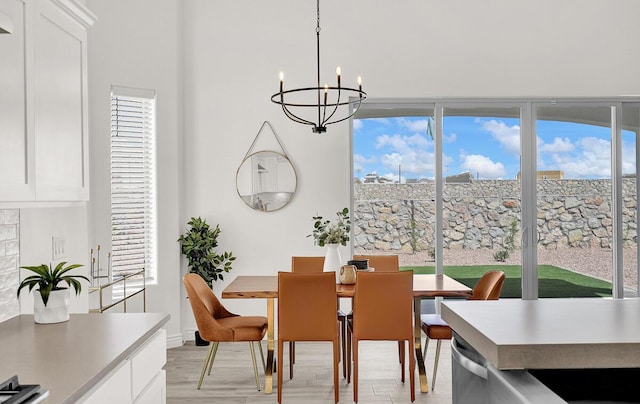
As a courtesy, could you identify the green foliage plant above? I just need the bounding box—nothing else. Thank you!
[308,207,351,247]
[17,262,88,306]
[493,217,518,262]
[178,217,236,284]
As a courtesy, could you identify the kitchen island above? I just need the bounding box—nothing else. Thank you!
[0,313,169,403]
[441,298,640,403]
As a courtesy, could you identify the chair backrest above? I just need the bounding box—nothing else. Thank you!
[278,271,338,341]
[291,256,324,273]
[352,270,413,340]
[468,270,506,300]
[183,273,236,341]
[352,254,399,272]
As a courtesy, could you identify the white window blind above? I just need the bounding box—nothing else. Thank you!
[110,87,157,282]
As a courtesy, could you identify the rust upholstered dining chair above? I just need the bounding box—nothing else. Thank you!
[290,256,349,379]
[277,271,340,404]
[352,254,399,272]
[351,254,405,363]
[350,270,415,403]
[421,270,505,390]
[183,273,267,390]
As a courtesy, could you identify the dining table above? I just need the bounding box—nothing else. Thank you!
[222,273,472,394]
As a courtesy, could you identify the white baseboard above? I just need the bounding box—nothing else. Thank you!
[183,327,197,342]
[166,332,184,349]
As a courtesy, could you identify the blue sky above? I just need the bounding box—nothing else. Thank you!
[353,116,637,181]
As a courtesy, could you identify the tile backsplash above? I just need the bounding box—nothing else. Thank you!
[0,209,19,322]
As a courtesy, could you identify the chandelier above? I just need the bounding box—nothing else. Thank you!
[270,0,367,133]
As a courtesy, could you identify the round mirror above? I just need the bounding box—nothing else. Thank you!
[236,150,297,212]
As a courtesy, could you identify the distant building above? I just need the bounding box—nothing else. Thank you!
[446,171,473,183]
[516,170,564,180]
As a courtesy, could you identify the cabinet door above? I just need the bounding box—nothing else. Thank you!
[0,0,35,200]
[33,0,89,200]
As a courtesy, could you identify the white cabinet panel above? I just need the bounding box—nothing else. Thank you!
[133,370,166,404]
[33,0,89,200]
[131,329,167,401]
[80,360,132,404]
[0,0,34,200]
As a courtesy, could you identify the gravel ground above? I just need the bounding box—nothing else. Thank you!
[364,248,639,292]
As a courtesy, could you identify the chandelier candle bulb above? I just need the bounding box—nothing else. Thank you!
[324,84,328,106]
[336,66,341,87]
[358,76,362,92]
[279,72,284,92]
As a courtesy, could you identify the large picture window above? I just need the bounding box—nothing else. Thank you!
[352,98,640,299]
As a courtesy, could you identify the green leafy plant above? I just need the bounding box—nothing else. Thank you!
[178,217,236,284]
[308,207,351,247]
[494,217,518,262]
[17,262,88,306]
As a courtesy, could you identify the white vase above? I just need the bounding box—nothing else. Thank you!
[323,243,342,283]
[34,289,70,324]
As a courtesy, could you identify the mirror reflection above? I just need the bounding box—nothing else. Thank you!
[236,151,297,212]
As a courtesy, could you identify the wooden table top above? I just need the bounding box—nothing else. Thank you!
[222,273,472,299]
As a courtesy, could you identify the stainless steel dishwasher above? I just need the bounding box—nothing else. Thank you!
[452,331,640,404]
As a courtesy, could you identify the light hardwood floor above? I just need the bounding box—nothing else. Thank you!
[167,339,453,404]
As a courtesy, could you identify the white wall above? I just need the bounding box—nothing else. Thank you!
[86,0,640,338]
[86,0,183,345]
[19,207,90,314]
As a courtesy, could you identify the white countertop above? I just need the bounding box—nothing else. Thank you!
[441,298,640,370]
[0,313,169,403]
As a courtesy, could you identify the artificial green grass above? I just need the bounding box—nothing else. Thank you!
[400,264,612,298]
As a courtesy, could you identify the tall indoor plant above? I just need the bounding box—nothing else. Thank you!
[17,262,88,324]
[178,217,236,285]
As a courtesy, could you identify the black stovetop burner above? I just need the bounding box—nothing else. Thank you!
[0,376,45,404]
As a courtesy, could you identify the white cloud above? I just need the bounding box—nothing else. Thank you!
[353,153,377,173]
[460,154,506,179]
[443,132,457,143]
[376,133,434,175]
[399,118,430,134]
[352,119,363,131]
[539,136,574,153]
[551,137,611,178]
[480,119,520,155]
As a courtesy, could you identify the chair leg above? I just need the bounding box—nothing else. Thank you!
[398,340,403,363]
[339,318,346,378]
[277,339,284,404]
[400,340,405,383]
[409,338,416,402]
[422,335,430,360]
[258,340,266,372]
[197,341,217,390]
[289,341,294,379]
[353,338,359,403]
[207,341,219,376]
[333,339,340,404]
[249,342,261,391]
[432,339,442,391]
[346,322,352,384]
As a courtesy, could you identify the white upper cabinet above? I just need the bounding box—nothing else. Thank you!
[0,0,95,202]
[0,0,32,200]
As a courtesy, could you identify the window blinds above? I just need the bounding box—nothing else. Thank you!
[110,87,157,281]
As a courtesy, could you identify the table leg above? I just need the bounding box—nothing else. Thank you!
[414,296,429,393]
[265,297,275,394]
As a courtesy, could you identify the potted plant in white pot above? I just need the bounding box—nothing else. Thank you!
[308,207,350,281]
[17,262,88,324]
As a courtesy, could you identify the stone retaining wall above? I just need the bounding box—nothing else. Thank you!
[353,179,637,253]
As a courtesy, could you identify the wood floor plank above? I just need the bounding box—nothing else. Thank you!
[167,340,453,403]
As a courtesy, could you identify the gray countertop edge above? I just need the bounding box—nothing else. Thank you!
[64,312,170,403]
